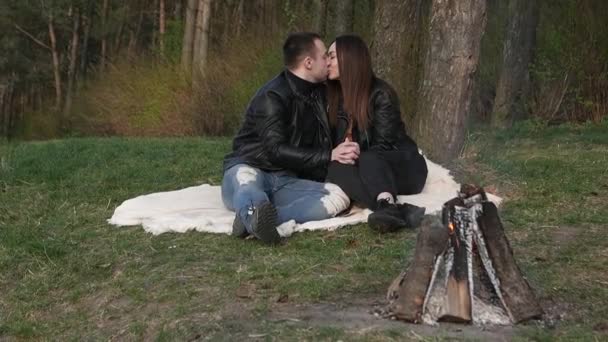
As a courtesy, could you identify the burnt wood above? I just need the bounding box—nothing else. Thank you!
[478,201,543,322]
[391,216,449,322]
[441,233,472,322]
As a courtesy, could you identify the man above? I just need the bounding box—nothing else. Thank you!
[221,32,359,245]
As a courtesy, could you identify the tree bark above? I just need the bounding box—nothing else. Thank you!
[64,7,81,117]
[390,216,449,323]
[491,0,539,128]
[478,202,543,322]
[413,0,487,165]
[193,0,212,79]
[372,0,428,123]
[48,14,62,110]
[335,0,354,35]
[159,0,166,57]
[181,0,198,72]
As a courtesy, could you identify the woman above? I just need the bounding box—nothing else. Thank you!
[325,35,428,233]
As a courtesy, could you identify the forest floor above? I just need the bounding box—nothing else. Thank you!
[1,121,607,340]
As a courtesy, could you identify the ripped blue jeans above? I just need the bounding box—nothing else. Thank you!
[221,164,350,231]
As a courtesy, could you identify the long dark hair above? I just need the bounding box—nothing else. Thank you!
[327,35,374,132]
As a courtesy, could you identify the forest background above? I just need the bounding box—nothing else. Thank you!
[2,0,607,164]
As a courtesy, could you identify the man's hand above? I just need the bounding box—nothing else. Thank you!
[331,141,360,165]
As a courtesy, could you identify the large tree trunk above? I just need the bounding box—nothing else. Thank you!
[335,0,354,35]
[181,0,198,73]
[491,0,539,128]
[413,0,487,165]
[64,8,81,117]
[193,0,212,79]
[312,0,327,36]
[372,0,429,123]
[48,14,62,110]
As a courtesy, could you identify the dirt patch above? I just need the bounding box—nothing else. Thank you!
[550,225,581,247]
[267,297,517,340]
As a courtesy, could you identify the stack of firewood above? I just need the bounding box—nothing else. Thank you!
[387,185,543,325]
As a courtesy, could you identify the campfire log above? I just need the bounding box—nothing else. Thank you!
[387,185,542,326]
[477,201,543,323]
[442,226,472,322]
[390,216,449,323]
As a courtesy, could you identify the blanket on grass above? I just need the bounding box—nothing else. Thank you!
[108,157,502,236]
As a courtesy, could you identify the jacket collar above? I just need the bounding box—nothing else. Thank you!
[284,69,322,97]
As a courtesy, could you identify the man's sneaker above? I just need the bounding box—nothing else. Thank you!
[231,215,249,238]
[368,199,408,233]
[241,201,280,245]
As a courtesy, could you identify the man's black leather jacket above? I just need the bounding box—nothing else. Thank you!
[333,77,419,154]
[223,70,332,181]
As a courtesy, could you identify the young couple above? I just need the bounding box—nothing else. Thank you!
[221,32,428,245]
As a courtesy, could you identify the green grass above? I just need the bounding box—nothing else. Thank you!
[1,122,607,340]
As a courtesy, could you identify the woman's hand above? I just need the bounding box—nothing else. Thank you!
[331,141,360,165]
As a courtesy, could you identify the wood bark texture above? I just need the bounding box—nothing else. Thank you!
[491,0,539,127]
[414,0,487,165]
[478,202,543,323]
[390,216,449,322]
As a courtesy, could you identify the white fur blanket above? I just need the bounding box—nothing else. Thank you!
[108,157,501,236]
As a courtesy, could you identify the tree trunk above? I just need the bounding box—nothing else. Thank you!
[128,10,145,57]
[100,0,109,72]
[48,14,62,110]
[0,83,6,138]
[234,0,244,39]
[64,7,81,117]
[491,0,539,128]
[193,0,212,79]
[174,0,182,20]
[372,0,429,124]
[181,0,198,72]
[335,0,354,35]
[114,3,128,55]
[80,1,94,81]
[6,80,15,138]
[312,0,327,37]
[151,0,159,50]
[413,0,487,165]
[159,0,166,57]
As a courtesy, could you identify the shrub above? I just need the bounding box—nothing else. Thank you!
[69,35,283,137]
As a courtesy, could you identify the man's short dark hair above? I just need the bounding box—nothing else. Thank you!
[283,32,322,69]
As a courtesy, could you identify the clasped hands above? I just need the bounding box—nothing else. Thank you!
[331,137,359,165]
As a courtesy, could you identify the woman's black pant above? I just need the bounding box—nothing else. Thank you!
[326,150,428,210]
